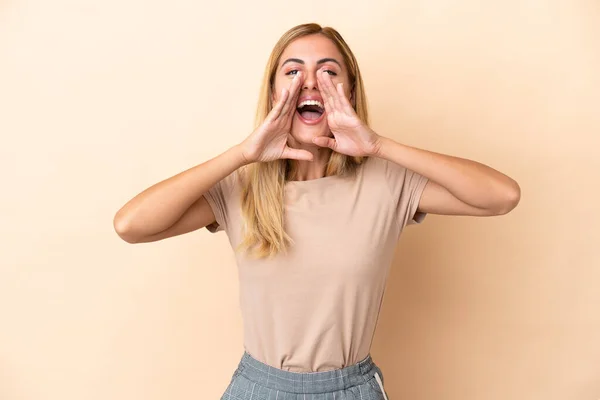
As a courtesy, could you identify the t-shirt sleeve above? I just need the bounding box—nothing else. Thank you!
[202,171,237,233]
[380,157,429,228]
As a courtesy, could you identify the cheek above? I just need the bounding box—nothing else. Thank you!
[271,77,282,102]
[271,81,289,103]
[330,76,352,96]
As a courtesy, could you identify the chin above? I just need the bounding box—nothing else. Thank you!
[290,112,330,145]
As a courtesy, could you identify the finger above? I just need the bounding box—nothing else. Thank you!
[316,69,328,94]
[281,146,314,161]
[336,82,355,114]
[312,136,337,150]
[317,73,335,113]
[280,72,303,118]
[290,71,304,101]
[288,71,304,118]
[329,78,342,110]
[316,74,334,118]
[321,91,333,116]
[320,70,341,110]
[268,88,289,121]
[317,69,334,107]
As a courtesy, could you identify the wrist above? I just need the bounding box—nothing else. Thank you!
[232,142,255,167]
[367,130,386,158]
[371,135,393,159]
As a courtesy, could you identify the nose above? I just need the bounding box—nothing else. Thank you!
[302,71,318,91]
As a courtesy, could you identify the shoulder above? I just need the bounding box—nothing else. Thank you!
[362,156,428,196]
[218,167,246,195]
[362,155,408,179]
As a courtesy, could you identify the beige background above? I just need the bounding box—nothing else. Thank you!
[1,0,599,399]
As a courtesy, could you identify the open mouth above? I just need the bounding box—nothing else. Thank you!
[296,99,325,123]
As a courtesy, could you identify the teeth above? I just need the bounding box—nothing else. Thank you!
[297,99,324,109]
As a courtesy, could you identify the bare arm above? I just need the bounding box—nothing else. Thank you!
[313,69,520,217]
[113,144,248,243]
[114,71,311,244]
[375,136,521,216]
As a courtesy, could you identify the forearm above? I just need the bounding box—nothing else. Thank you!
[375,135,520,212]
[113,144,248,236]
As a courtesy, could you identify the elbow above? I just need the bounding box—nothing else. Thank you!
[113,213,139,244]
[495,181,521,215]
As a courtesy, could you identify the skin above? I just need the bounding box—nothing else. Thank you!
[271,34,357,180]
[115,32,520,245]
[241,33,375,181]
[241,33,520,214]
[275,35,521,215]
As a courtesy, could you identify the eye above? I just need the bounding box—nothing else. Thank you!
[324,70,337,76]
[285,70,299,76]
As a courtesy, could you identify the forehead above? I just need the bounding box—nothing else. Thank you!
[279,34,344,66]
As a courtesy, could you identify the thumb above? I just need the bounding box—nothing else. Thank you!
[281,146,314,161]
[312,136,337,150]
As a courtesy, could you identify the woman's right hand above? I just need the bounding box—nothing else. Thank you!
[239,72,314,163]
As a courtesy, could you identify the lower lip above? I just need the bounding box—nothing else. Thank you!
[296,110,325,125]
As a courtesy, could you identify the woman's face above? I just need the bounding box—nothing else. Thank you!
[272,34,353,146]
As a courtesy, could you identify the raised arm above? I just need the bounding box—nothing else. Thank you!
[312,68,521,217]
[113,145,248,243]
[113,71,311,243]
[375,136,521,216]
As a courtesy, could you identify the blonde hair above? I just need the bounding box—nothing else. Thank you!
[237,23,370,259]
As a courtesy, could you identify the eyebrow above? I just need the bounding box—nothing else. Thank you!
[281,57,342,68]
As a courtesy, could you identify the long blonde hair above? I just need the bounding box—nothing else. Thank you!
[237,23,370,259]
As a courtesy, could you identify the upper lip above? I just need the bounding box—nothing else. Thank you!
[297,94,324,108]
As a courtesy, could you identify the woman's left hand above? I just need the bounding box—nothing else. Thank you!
[313,69,381,157]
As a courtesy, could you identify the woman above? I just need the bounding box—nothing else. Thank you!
[114,23,520,400]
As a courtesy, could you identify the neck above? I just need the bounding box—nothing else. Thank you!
[287,139,332,181]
